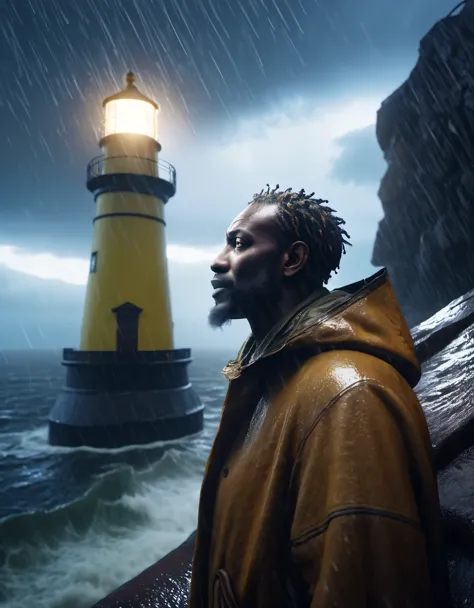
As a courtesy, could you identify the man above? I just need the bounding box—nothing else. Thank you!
[189,186,450,607]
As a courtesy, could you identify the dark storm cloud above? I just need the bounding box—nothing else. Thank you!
[0,0,459,252]
[330,125,386,185]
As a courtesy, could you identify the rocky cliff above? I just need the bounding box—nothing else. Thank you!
[373,0,474,327]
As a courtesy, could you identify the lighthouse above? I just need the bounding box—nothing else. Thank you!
[48,72,204,448]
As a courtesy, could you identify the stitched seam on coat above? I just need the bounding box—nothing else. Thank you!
[290,506,422,547]
[287,379,369,499]
[287,378,420,527]
[293,378,369,466]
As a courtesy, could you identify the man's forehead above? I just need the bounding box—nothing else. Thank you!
[227,204,278,235]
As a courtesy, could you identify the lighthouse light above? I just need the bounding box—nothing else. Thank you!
[104,98,157,140]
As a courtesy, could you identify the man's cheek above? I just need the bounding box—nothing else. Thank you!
[239,268,269,290]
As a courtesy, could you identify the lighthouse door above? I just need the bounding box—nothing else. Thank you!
[111,302,143,353]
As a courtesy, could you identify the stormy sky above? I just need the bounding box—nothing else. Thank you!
[0,0,460,350]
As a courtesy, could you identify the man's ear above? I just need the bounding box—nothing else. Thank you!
[282,241,309,277]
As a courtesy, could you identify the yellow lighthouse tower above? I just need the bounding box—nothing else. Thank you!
[48,72,203,448]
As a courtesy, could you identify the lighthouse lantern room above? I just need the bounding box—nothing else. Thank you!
[103,72,158,141]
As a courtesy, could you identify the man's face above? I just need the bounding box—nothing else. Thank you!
[208,203,286,328]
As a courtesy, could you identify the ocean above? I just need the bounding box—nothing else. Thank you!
[0,349,232,608]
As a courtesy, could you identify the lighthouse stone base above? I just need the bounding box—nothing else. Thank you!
[48,348,204,448]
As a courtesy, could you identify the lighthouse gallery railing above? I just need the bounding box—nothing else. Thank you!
[86,155,177,189]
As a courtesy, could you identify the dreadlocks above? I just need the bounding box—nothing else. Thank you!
[249,184,351,285]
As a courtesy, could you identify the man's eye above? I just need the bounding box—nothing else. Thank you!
[235,237,245,249]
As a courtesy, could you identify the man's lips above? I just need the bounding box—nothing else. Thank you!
[211,278,233,299]
[211,278,232,289]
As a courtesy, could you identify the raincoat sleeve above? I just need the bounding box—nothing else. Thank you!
[289,379,438,607]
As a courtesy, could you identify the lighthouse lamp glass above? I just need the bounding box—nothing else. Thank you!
[104,99,157,140]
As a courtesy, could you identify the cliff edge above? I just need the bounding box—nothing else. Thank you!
[373,0,474,326]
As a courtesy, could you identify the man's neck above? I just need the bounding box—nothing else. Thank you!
[248,283,326,341]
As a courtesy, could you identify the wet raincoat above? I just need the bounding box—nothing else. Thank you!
[189,269,450,608]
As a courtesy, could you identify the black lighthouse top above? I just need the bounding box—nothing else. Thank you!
[102,71,159,110]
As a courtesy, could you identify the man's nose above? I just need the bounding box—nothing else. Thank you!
[210,249,229,274]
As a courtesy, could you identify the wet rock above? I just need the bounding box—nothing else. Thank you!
[413,287,474,467]
[413,287,474,607]
[90,531,195,608]
[373,2,474,327]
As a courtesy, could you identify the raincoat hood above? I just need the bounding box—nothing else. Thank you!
[223,268,421,388]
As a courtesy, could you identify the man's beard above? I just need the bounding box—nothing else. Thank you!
[208,292,241,329]
[208,276,281,329]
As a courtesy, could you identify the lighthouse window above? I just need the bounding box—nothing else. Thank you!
[90,251,98,273]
